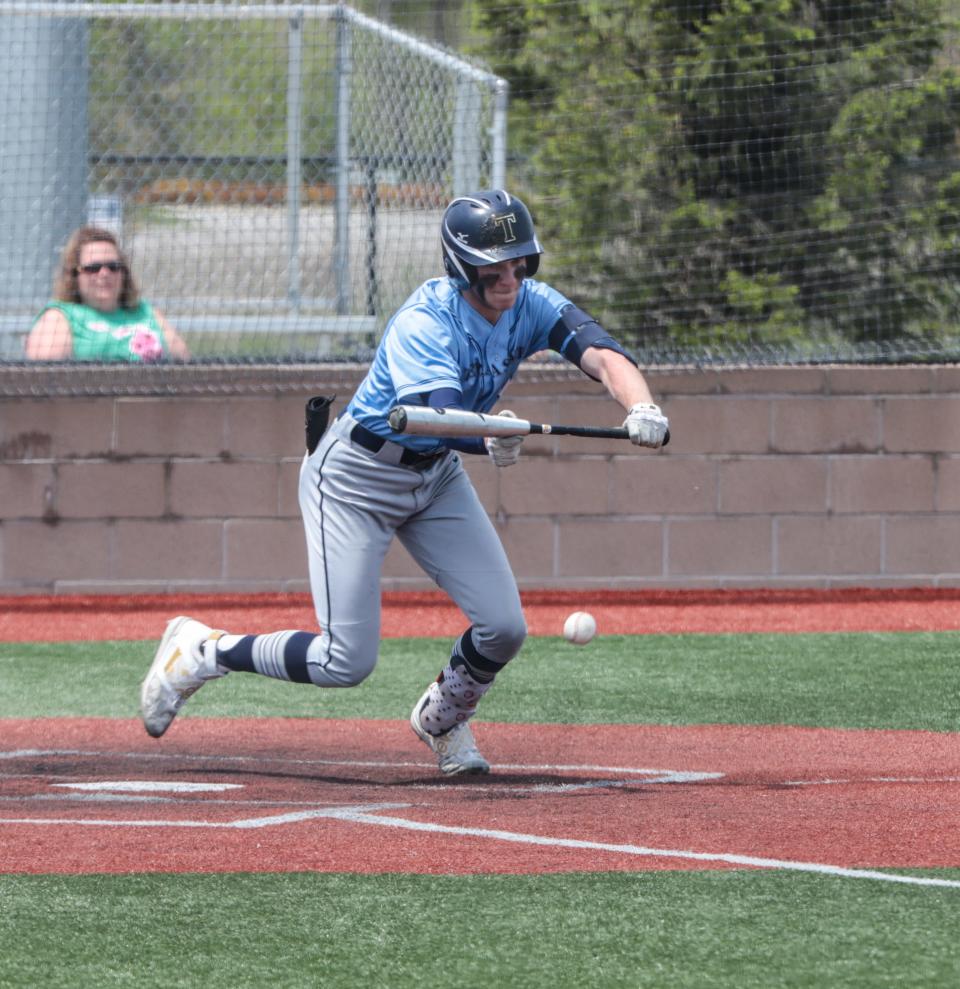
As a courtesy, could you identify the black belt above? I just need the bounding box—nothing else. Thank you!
[349,422,446,469]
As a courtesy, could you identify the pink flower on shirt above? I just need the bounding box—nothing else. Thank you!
[130,329,163,362]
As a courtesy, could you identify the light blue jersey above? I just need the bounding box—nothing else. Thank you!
[347,276,573,451]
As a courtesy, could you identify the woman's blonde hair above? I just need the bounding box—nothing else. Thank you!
[53,226,141,309]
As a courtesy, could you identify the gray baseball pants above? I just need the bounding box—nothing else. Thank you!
[297,412,527,688]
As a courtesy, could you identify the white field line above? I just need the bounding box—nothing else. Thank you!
[3,748,958,889]
[52,781,243,793]
[0,748,711,777]
[0,803,409,830]
[0,748,723,796]
[784,776,960,787]
[1,803,957,890]
[0,791,378,807]
[326,808,960,890]
[1,776,720,798]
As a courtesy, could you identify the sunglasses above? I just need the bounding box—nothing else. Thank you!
[76,261,125,275]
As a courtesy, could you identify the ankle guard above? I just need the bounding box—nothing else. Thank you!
[416,658,494,736]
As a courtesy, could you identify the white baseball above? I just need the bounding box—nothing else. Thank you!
[563,611,597,645]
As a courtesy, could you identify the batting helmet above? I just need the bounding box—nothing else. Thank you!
[441,189,543,290]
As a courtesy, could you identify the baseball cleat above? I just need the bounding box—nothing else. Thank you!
[140,616,227,738]
[410,689,490,776]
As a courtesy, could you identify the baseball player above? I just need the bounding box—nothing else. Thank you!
[139,189,669,775]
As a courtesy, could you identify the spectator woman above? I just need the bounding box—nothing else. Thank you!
[25,225,188,361]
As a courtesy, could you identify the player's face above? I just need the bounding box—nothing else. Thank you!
[76,242,125,313]
[467,259,527,321]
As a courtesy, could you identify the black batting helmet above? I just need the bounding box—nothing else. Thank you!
[441,189,543,290]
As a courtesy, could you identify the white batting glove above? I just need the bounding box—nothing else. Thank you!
[623,402,669,448]
[485,410,524,467]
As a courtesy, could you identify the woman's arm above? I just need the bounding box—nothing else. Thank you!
[24,308,73,360]
[156,310,189,360]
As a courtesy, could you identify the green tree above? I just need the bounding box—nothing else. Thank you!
[474,0,960,356]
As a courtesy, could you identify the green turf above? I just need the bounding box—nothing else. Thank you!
[1,631,958,731]
[3,631,958,987]
[1,871,958,988]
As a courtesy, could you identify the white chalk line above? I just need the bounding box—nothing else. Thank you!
[0,748,725,815]
[1,802,957,889]
[5,751,954,791]
[2,748,958,889]
[331,809,960,890]
[784,776,960,787]
[0,748,713,778]
[0,791,373,808]
[52,781,242,793]
[0,803,409,830]
[0,748,724,797]
[418,769,723,795]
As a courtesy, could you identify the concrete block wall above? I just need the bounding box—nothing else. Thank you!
[1,363,959,595]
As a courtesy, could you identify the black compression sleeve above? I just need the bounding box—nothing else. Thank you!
[547,305,638,379]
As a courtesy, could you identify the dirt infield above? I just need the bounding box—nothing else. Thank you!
[2,587,960,642]
[2,717,959,882]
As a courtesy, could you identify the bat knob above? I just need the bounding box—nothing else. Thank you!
[387,406,408,432]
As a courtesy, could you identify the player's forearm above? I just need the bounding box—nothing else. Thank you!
[582,347,656,411]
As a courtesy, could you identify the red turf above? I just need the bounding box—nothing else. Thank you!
[2,587,960,641]
[2,589,958,878]
[2,717,958,876]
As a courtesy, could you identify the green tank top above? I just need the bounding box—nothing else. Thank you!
[41,300,167,362]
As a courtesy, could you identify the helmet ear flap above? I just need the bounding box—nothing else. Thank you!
[524,254,540,278]
[442,249,477,290]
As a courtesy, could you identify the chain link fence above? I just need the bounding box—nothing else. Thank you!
[2,0,960,388]
[0,0,504,368]
[487,0,960,370]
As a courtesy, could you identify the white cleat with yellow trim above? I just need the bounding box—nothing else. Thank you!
[140,616,228,738]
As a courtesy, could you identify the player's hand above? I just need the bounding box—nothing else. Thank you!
[623,402,669,448]
[485,410,524,467]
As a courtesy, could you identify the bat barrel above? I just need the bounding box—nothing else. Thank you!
[388,405,526,437]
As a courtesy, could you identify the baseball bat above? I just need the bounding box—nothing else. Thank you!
[388,405,669,442]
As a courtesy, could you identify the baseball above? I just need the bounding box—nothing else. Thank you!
[563,611,597,645]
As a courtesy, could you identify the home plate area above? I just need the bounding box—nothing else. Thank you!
[2,717,959,886]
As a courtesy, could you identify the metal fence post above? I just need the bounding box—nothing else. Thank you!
[491,78,508,191]
[0,13,88,314]
[286,9,304,310]
[453,77,482,196]
[334,5,351,316]
[365,159,378,317]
